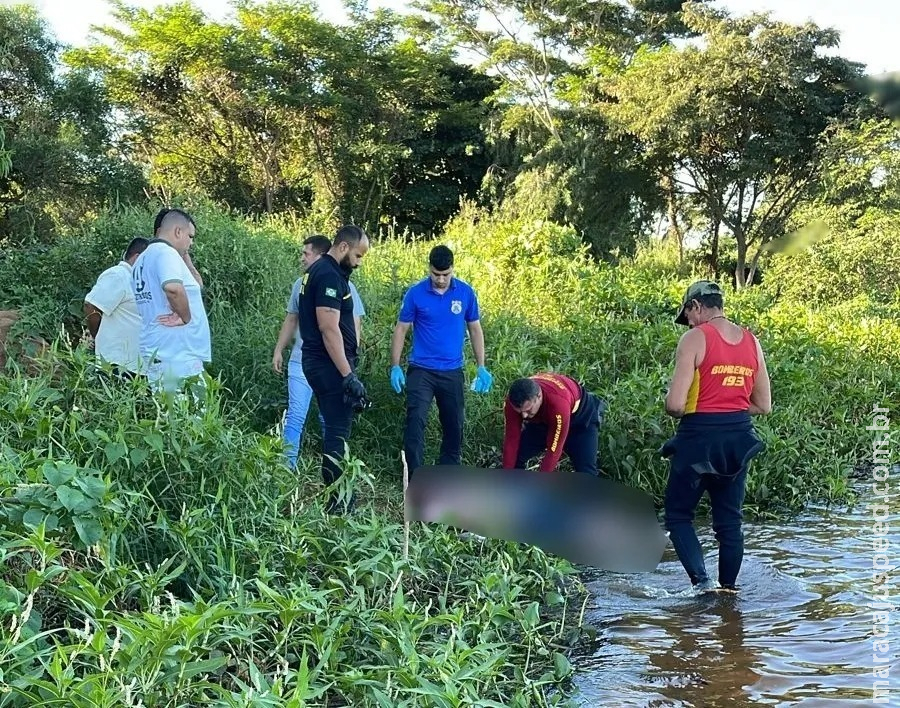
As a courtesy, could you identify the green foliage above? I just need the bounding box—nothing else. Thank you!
[64,1,495,234]
[412,0,690,258]
[0,126,11,178]
[6,201,897,516]
[1,0,898,698]
[766,212,900,310]
[1,195,897,702]
[0,349,584,705]
[765,119,900,307]
[0,4,145,246]
[600,4,866,283]
[0,460,113,548]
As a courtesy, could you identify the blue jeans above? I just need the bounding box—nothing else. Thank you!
[284,359,324,469]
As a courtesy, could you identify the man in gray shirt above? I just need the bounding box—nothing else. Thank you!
[272,235,365,469]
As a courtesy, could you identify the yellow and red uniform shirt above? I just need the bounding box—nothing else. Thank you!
[684,322,759,414]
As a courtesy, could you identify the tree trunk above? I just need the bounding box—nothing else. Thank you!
[661,172,684,263]
[361,176,379,228]
[734,229,748,289]
[746,242,765,287]
[709,218,721,279]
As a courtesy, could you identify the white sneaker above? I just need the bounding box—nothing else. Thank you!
[693,579,719,595]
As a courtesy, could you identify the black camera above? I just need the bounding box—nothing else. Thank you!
[345,391,372,412]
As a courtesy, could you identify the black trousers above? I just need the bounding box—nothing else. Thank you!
[403,366,465,476]
[661,412,763,588]
[303,359,355,508]
[515,391,605,475]
[95,365,141,384]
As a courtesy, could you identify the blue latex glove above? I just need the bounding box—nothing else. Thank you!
[390,365,406,393]
[470,366,493,393]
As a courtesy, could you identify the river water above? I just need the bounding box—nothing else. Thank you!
[571,484,899,707]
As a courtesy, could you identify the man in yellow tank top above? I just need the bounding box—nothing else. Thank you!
[663,280,772,594]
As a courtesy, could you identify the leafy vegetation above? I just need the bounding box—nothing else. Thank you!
[599,5,864,282]
[3,200,897,511]
[3,0,900,703]
[1,200,895,704]
[765,118,900,308]
[0,5,144,244]
[3,200,898,704]
[0,348,585,705]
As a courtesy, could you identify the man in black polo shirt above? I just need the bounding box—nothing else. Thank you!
[298,225,370,513]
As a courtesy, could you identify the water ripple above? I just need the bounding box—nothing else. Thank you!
[571,485,900,706]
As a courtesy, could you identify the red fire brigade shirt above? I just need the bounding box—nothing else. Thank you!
[685,322,759,414]
[502,373,583,472]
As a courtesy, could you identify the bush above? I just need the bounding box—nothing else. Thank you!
[0,350,584,706]
[3,200,899,703]
[4,202,898,515]
[764,208,900,309]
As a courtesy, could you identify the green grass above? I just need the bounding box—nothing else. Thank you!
[0,348,586,706]
[1,200,898,703]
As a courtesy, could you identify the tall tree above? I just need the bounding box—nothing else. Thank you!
[67,1,496,232]
[763,118,900,306]
[600,3,865,285]
[0,4,141,244]
[411,0,704,257]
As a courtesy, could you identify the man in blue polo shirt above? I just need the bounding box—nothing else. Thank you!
[390,245,493,477]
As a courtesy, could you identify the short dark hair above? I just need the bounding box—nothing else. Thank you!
[696,293,724,310]
[123,237,150,261]
[304,234,331,255]
[334,224,367,247]
[508,378,540,408]
[429,245,454,271]
[152,208,171,235]
[158,208,196,235]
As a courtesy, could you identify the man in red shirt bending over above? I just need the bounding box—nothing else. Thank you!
[502,373,607,475]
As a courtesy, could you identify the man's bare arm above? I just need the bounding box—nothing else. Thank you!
[272,313,298,374]
[748,336,772,415]
[83,302,103,338]
[466,320,486,368]
[183,251,204,289]
[665,329,704,418]
[317,306,352,377]
[162,281,192,324]
[390,321,412,366]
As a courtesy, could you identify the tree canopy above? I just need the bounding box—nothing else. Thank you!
[1,0,895,291]
[599,3,866,283]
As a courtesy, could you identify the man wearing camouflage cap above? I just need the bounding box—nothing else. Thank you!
[662,280,772,594]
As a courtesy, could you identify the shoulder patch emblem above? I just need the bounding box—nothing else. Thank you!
[451,300,463,314]
[325,287,337,298]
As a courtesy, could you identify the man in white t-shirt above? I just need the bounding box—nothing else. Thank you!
[131,208,211,392]
[153,207,204,288]
[83,237,150,376]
